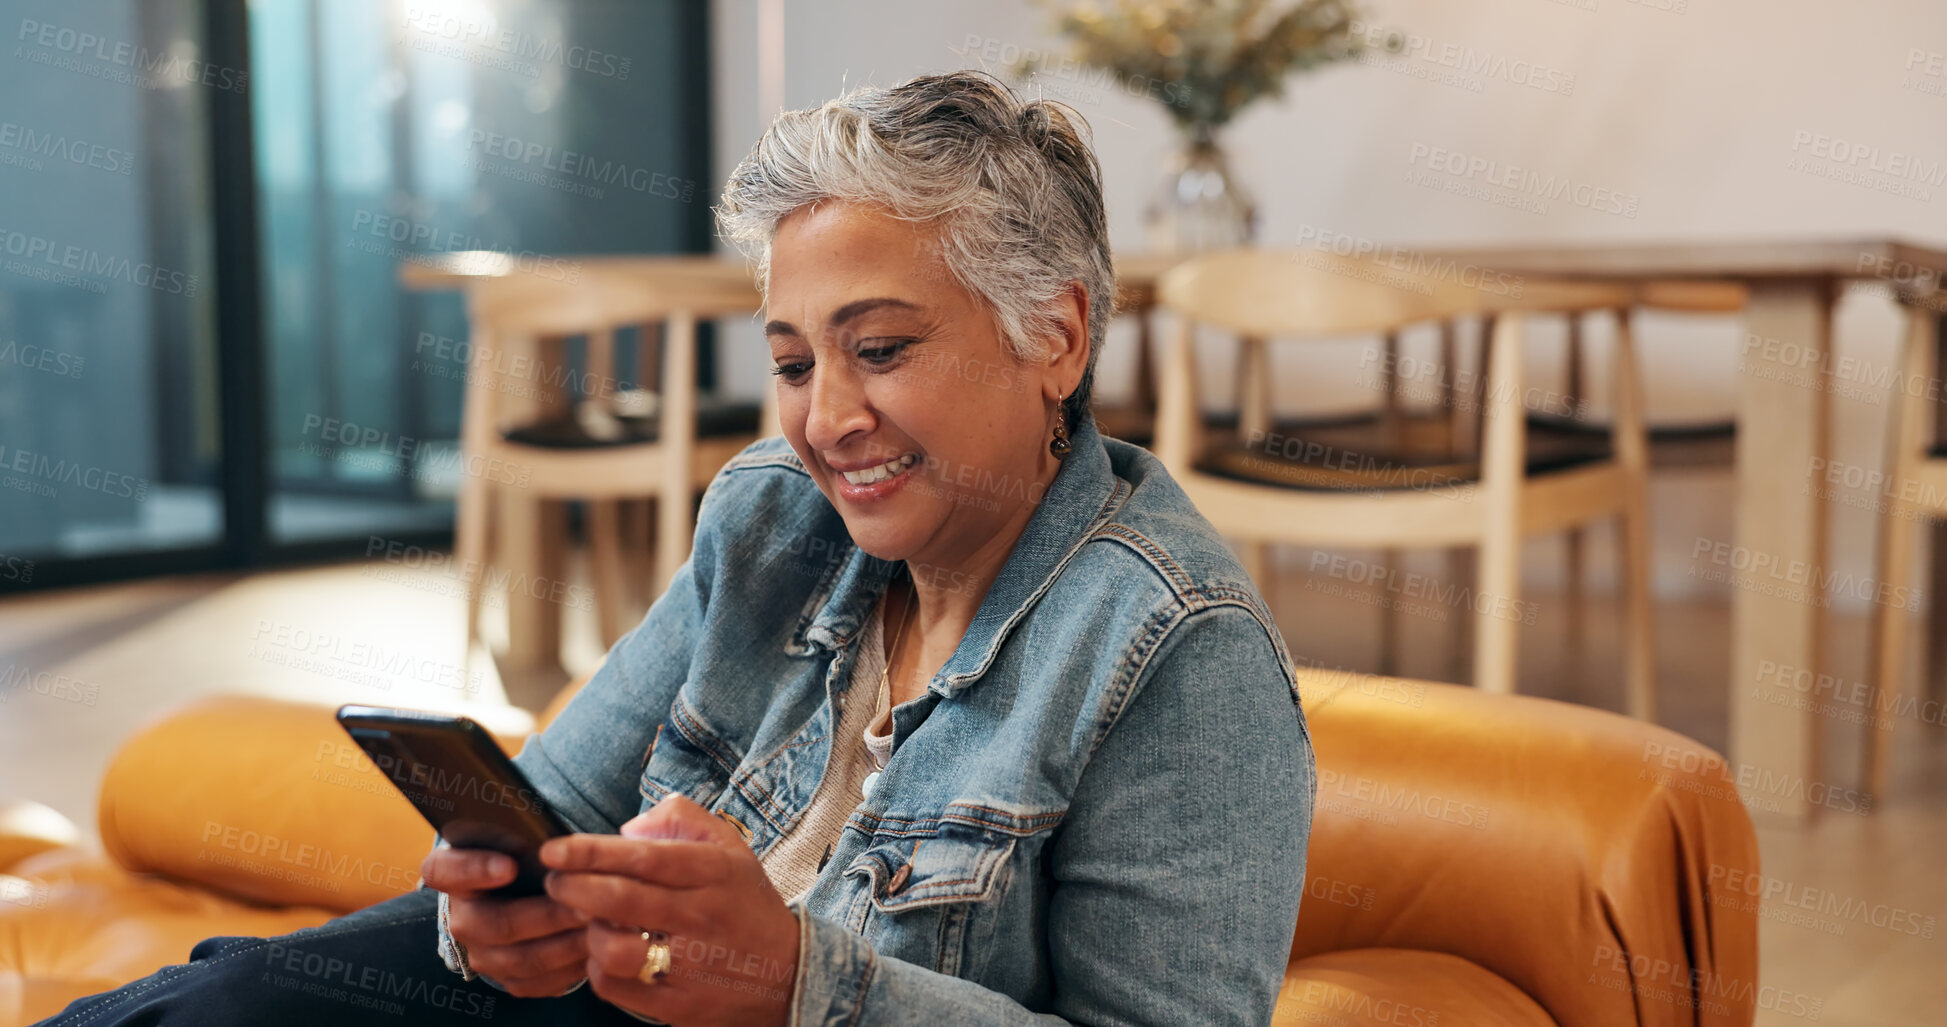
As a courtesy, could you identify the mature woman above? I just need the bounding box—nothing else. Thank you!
[40,70,1314,1026]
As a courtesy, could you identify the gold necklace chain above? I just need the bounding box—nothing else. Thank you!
[877,573,917,713]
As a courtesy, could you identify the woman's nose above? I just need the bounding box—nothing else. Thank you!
[803,361,876,450]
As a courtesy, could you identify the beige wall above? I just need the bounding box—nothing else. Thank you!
[710,0,1947,608]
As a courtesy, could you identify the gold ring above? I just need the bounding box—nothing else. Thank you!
[637,931,671,984]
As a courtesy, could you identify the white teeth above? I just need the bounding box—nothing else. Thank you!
[841,452,916,486]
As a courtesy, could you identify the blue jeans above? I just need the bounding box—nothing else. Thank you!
[34,889,646,1026]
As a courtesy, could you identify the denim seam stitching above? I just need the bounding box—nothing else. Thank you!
[668,694,745,779]
[719,445,806,476]
[842,944,878,1026]
[726,758,803,834]
[1094,524,1195,595]
[1089,602,1183,755]
[1178,590,1304,707]
[845,807,1064,837]
[731,697,843,831]
[788,539,857,653]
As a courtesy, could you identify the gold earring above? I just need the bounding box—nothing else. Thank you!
[1050,396,1071,459]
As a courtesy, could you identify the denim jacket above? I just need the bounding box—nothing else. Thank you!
[444,413,1316,1025]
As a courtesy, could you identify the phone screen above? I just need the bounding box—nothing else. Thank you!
[336,705,573,896]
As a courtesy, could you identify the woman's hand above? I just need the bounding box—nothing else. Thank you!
[541,795,802,1027]
[419,847,591,997]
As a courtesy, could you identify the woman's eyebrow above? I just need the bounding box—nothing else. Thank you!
[764,297,922,338]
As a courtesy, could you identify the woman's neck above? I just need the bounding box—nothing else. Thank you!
[885,446,1065,705]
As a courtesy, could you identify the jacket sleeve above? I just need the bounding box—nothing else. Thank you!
[786,603,1317,1027]
[430,463,732,987]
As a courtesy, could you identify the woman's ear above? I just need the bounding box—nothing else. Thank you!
[1044,282,1090,402]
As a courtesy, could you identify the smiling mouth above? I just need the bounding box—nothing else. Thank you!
[839,452,918,485]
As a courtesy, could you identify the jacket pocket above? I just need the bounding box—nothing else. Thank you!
[842,824,1019,979]
[638,692,740,811]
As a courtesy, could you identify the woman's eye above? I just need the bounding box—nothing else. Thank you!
[857,339,912,365]
[770,361,812,384]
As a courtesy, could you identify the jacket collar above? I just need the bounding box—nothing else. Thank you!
[789,413,1129,698]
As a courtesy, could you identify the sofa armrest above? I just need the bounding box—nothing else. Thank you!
[1292,669,1760,1027]
[0,802,81,873]
[97,696,530,914]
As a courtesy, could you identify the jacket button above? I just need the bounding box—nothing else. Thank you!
[887,862,912,895]
[860,771,881,800]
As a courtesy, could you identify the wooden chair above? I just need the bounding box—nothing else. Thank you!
[1089,254,1179,446]
[454,266,766,670]
[1526,280,1747,666]
[1154,249,1656,718]
[1863,293,1947,799]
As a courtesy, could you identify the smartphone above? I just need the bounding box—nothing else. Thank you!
[335,704,572,897]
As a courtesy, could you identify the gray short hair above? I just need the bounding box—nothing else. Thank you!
[715,70,1116,431]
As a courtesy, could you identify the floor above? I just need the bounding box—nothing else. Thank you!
[1,530,1942,1026]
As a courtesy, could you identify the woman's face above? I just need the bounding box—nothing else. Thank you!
[765,200,1085,570]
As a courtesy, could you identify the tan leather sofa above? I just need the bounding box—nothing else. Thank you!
[0,670,1759,1026]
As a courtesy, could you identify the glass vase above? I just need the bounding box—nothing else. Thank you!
[1144,125,1256,254]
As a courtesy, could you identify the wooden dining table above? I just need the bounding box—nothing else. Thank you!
[1421,239,1947,822]
[405,238,1947,821]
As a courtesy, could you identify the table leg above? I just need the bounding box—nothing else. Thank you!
[1730,280,1833,821]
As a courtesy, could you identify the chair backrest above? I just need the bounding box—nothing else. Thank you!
[1156,249,1639,339]
[1157,249,1454,339]
[1150,249,1640,471]
[468,265,760,339]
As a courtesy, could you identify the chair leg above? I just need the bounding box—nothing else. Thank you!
[454,476,492,655]
[1613,308,1657,721]
[1473,315,1525,694]
[1237,539,1271,598]
[1866,506,1920,799]
[1929,313,1947,729]
[1565,526,1587,672]
[1378,547,1402,677]
[1445,546,1473,683]
[1237,335,1272,443]
[1155,315,1204,472]
[453,307,502,662]
[588,500,631,648]
[1560,316,1593,687]
[1619,506,1657,721]
[655,313,699,600]
[1864,303,1936,799]
[1929,522,1947,730]
[640,497,661,604]
[621,497,654,611]
[498,492,565,674]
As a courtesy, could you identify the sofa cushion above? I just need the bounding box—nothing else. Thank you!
[1277,948,1556,1026]
[97,697,526,914]
[0,849,336,1026]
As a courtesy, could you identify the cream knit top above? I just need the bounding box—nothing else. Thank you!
[760,592,898,906]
